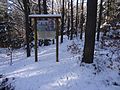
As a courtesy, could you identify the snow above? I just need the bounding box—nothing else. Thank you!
[0,36,120,90]
[29,14,61,18]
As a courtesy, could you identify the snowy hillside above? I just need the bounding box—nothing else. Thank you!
[0,37,120,90]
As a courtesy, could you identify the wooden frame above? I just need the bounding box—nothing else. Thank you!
[29,14,61,62]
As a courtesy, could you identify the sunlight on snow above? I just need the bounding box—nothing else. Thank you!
[6,66,53,78]
[38,52,55,57]
[51,73,78,87]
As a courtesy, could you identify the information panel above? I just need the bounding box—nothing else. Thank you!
[37,19,56,39]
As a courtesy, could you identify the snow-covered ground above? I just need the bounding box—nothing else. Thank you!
[0,36,120,90]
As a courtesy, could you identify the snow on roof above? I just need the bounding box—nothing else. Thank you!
[29,14,61,18]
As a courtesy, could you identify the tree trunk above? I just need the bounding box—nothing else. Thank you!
[80,0,84,39]
[75,0,79,37]
[38,0,42,46]
[107,0,110,17]
[38,0,41,14]
[52,0,54,14]
[82,0,98,63]
[43,0,47,14]
[67,1,70,39]
[97,0,103,41]
[70,0,73,40]
[61,0,64,43]
[23,0,31,57]
[43,0,49,46]
[52,0,55,44]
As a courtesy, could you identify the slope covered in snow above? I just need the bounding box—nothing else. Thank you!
[0,37,120,90]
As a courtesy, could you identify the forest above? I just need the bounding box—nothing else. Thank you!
[0,0,120,90]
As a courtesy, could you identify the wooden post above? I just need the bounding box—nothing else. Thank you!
[34,18,38,62]
[56,18,59,62]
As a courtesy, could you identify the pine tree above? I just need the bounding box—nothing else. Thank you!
[82,0,98,63]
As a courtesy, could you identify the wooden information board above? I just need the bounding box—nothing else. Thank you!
[29,14,61,62]
[37,19,55,39]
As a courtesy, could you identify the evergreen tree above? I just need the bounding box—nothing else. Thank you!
[82,0,98,63]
